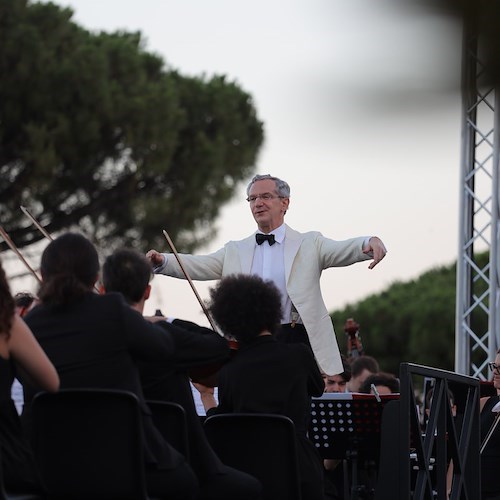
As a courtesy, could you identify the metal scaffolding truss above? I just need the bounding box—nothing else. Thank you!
[455,9,500,378]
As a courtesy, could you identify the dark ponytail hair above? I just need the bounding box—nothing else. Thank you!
[38,233,99,307]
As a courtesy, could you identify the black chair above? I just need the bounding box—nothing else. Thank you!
[32,388,150,500]
[203,413,302,500]
[146,400,189,461]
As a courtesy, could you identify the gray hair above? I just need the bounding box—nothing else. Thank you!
[246,174,290,198]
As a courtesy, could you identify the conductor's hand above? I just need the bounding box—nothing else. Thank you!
[363,236,387,270]
[146,249,164,268]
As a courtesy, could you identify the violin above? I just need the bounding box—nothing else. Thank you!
[345,317,364,359]
[153,307,238,387]
[188,338,238,387]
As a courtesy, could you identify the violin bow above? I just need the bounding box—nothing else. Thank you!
[0,226,42,284]
[20,206,53,241]
[162,230,221,335]
[20,206,100,293]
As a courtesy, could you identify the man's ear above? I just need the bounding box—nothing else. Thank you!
[281,197,290,214]
[144,284,151,301]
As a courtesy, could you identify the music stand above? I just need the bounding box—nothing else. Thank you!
[309,393,399,499]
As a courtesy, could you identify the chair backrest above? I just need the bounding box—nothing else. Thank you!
[32,389,149,500]
[203,413,302,500]
[146,400,189,461]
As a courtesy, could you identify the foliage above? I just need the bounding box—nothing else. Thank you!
[0,0,263,253]
[332,252,489,375]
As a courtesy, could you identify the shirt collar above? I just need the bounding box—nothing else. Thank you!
[273,223,286,244]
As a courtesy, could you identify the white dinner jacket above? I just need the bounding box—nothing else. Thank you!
[156,224,370,375]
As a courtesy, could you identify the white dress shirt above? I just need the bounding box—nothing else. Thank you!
[250,223,296,324]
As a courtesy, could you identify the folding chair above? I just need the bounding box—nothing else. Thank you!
[32,389,150,500]
[204,413,302,500]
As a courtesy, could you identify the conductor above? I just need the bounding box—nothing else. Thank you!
[147,173,387,376]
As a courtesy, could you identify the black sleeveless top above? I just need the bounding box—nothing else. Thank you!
[480,394,500,495]
[0,356,43,493]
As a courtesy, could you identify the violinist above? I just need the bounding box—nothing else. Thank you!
[480,349,500,500]
[101,248,262,500]
[147,173,387,377]
[194,274,326,500]
[22,233,199,500]
[0,259,59,495]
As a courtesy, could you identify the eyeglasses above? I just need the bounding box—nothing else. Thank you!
[246,193,285,203]
[488,362,500,375]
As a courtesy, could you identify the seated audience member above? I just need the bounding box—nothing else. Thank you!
[480,349,500,500]
[359,372,400,395]
[195,274,326,500]
[323,355,351,393]
[346,355,380,392]
[0,259,59,495]
[101,248,262,500]
[22,233,199,500]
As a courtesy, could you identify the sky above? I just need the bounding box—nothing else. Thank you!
[10,0,467,328]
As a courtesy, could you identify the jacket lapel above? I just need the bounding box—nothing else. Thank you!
[283,225,302,283]
[237,235,257,273]
[237,226,302,280]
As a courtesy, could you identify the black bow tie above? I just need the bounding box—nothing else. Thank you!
[256,233,276,246]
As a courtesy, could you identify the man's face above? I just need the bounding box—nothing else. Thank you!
[323,374,348,393]
[493,353,500,391]
[248,179,289,233]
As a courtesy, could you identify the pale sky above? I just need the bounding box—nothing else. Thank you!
[9,0,467,327]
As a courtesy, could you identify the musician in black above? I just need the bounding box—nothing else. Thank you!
[195,274,326,500]
[346,355,379,392]
[480,349,500,500]
[23,233,199,500]
[358,371,400,395]
[102,248,262,500]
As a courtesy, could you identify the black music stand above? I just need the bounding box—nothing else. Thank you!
[309,393,399,500]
